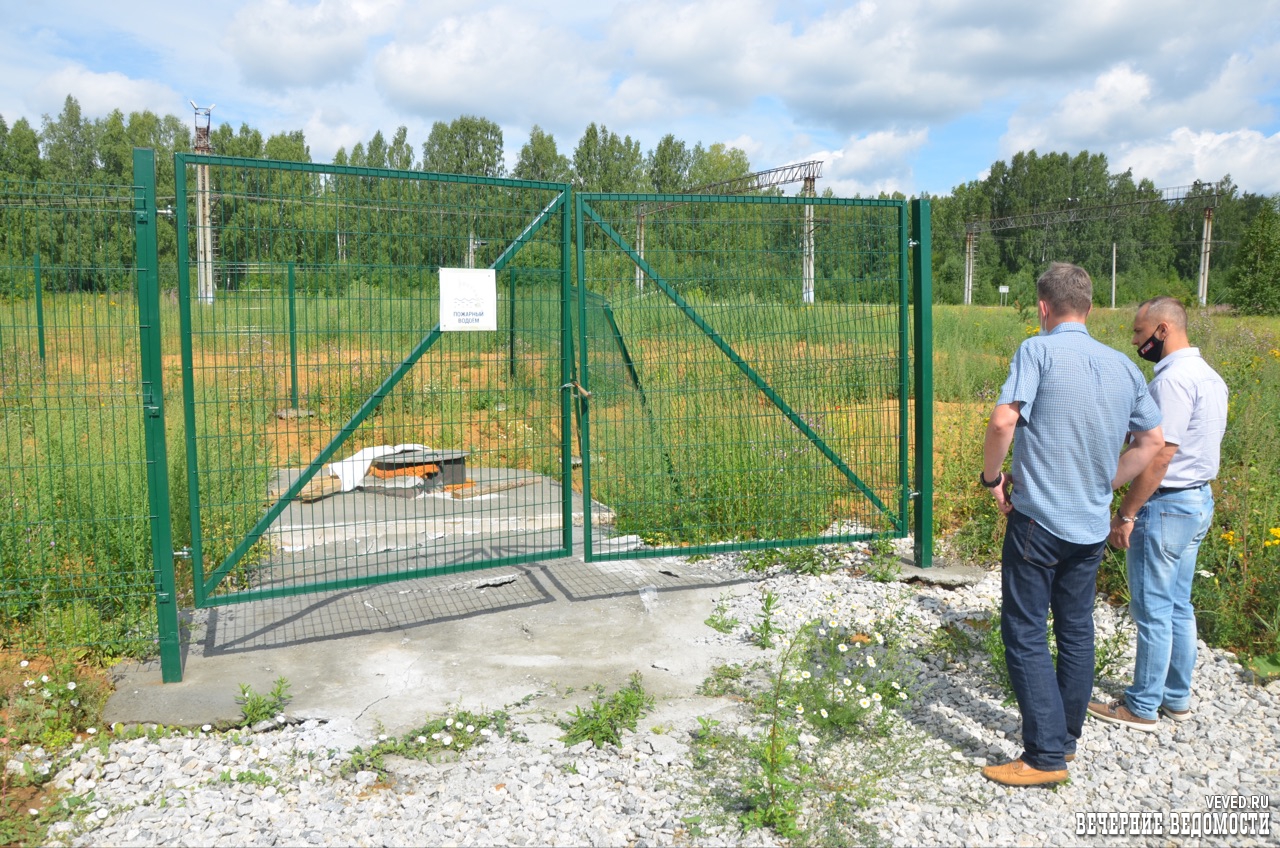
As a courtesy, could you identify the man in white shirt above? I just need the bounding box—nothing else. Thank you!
[1088,296,1228,731]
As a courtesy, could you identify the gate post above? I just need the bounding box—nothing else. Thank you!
[561,190,576,554]
[911,199,934,568]
[572,192,593,560]
[134,148,183,682]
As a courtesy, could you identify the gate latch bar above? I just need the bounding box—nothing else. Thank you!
[561,381,592,399]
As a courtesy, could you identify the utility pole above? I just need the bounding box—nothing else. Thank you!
[1198,206,1215,306]
[191,102,215,305]
[468,233,488,269]
[802,174,816,305]
[963,231,975,305]
[1111,242,1117,308]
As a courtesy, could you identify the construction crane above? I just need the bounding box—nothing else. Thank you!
[962,183,1220,306]
[634,160,824,297]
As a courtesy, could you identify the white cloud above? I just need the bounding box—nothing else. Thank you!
[373,7,609,130]
[225,0,403,88]
[3,1,1280,196]
[602,0,1280,151]
[814,128,929,196]
[722,134,766,162]
[999,36,1280,181]
[301,106,374,163]
[608,0,980,129]
[609,0,781,106]
[1116,127,1280,194]
[1001,64,1154,153]
[603,75,693,126]
[32,65,180,120]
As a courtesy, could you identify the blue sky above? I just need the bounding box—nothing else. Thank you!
[3,0,1280,198]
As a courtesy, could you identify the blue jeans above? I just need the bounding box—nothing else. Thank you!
[1123,484,1214,718]
[1001,509,1105,771]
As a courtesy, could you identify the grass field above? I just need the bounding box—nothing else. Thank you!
[932,304,1280,669]
[2,293,1277,669]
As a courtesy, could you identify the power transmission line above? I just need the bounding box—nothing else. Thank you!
[961,184,1222,306]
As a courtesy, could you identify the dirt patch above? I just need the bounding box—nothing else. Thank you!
[0,651,113,834]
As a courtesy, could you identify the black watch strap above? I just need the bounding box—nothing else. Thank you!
[980,470,1003,488]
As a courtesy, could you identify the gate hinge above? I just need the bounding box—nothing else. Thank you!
[561,381,592,399]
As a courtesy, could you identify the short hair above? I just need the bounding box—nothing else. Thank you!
[1036,262,1093,317]
[1138,295,1187,331]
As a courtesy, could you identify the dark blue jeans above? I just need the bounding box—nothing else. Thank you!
[1001,509,1105,771]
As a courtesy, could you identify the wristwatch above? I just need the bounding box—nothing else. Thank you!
[1117,515,1136,523]
[979,470,1003,488]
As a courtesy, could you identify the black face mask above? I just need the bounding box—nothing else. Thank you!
[1137,331,1164,363]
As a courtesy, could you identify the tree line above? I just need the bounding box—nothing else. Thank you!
[2,95,1277,312]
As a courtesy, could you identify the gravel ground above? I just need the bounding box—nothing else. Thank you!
[11,549,1279,847]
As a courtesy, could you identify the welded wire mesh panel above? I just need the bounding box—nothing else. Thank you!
[577,194,909,557]
[175,157,570,605]
[0,179,158,655]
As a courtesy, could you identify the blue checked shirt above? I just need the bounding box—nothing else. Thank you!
[997,322,1162,544]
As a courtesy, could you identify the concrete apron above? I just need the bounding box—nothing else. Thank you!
[103,553,763,738]
[105,460,983,737]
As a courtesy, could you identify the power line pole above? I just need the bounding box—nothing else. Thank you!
[1198,207,1215,306]
[191,102,215,305]
[802,174,816,305]
[1111,242,1117,308]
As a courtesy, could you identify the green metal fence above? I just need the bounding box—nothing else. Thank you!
[0,152,170,662]
[574,193,932,563]
[0,150,931,682]
[170,154,574,610]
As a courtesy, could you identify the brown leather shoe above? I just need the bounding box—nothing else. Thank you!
[981,758,1069,786]
[1088,699,1157,732]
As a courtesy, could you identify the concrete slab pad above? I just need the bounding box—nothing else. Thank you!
[103,553,759,735]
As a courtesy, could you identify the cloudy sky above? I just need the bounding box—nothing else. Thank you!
[3,0,1280,198]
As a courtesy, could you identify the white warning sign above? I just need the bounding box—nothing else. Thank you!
[439,268,497,331]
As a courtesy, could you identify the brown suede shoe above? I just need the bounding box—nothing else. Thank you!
[981,759,1069,786]
[1088,699,1157,732]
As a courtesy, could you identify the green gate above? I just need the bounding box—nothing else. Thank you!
[3,155,930,685]
[171,154,575,609]
[573,193,932,563]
